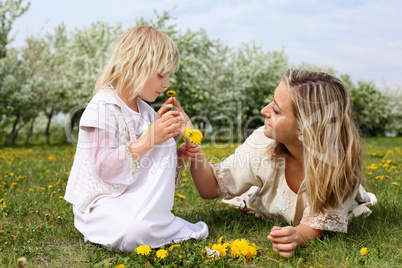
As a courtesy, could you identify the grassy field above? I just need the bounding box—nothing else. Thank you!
[0,137,401,267]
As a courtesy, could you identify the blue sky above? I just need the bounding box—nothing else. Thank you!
[9,0,402,89]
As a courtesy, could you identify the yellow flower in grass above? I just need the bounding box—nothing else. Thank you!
[156,249,168,259]
[175,193,186,199]
[136,245,151,256]
[230,239,258,259]
[114,265,125,268]
[183,127,203,145]
[169,244,180,251]
[166,90,176,97]
[212,243,228,257]
[360,247,368,255]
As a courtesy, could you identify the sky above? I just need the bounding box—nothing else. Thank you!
[9,0,402,89]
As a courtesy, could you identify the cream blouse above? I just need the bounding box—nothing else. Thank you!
[211,127,375,233]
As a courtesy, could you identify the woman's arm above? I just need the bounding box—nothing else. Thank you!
[186,142,219,199]
[267,224,325,258]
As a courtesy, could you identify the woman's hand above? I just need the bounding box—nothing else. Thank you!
[267,226,299,258]
[148,110,181,146]
[184,141,204,162]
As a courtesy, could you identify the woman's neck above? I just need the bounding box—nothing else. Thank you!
[285,141,304,166]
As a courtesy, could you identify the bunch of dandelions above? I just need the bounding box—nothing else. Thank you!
[203,237,259,262]
[183,127,203,145]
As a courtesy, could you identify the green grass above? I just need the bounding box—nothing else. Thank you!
[0,137,401,267]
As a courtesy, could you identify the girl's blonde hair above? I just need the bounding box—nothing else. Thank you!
[94,25,179,101]
[268,69,364,214]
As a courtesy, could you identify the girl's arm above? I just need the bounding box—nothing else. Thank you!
[267,224,325,258]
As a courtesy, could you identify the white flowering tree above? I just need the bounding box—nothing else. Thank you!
[234,43,288,139]
[63,21,123,138]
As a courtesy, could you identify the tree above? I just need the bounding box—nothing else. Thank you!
[342,74,392,136]
[0,0,30,59]
[63,21,123,141]
[0,47,37,144]
[234,43,288,138]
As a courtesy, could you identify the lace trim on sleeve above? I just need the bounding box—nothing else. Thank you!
[174,164,185,189]
[126,142,141,176]
[210,163,234,200]
[300,206,348,233]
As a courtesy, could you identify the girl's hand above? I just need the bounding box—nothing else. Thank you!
[171,97,193,131]
[157,97,174,118]
[149,110,181,146]
[267,226,299,258]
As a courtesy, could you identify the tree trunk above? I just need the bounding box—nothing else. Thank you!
[4,113,20,145]
[45,108,54,145]
[26,118,35,144]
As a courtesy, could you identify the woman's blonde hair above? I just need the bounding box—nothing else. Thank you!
[268,69,364,214]
[94,25,179,101]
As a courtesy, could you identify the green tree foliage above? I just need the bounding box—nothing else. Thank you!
[0,0,30,59]
[0,9,400,144]
[341,74,392,136]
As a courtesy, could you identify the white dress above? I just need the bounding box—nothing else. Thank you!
[73,94,208,252]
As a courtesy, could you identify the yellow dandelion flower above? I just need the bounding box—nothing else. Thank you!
[48,155,55,161]
[212,243,228,257]
[189,129,203,145]
[360,247,368,255]
[156,249,168,259]
[114,265,125,268]
[0,198,4,203]
[183,127,192,142]
[12,182,17,186]
[169,244,180,251]
[217,236,223,244]
[9,173,14,176]
[175,193,186,199]
[48,185,53,189]
[392,182,397,185]
[166,90,176,97]
[136,245,151,256]
[59,196,64,199]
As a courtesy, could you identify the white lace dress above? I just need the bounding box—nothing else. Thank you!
[213,127,377,233]
[71,93,208,252]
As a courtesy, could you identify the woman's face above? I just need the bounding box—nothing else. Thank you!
[260,81,299,145]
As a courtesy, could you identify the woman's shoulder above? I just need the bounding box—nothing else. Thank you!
[243,126,274,150]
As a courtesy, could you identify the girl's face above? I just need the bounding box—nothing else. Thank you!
[261,81,299,145]
[140,72,171,102]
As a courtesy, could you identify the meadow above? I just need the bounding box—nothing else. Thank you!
[0,137,401,267]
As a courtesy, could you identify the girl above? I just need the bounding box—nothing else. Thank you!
[64,26,208,252]
[185,69,376,258]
